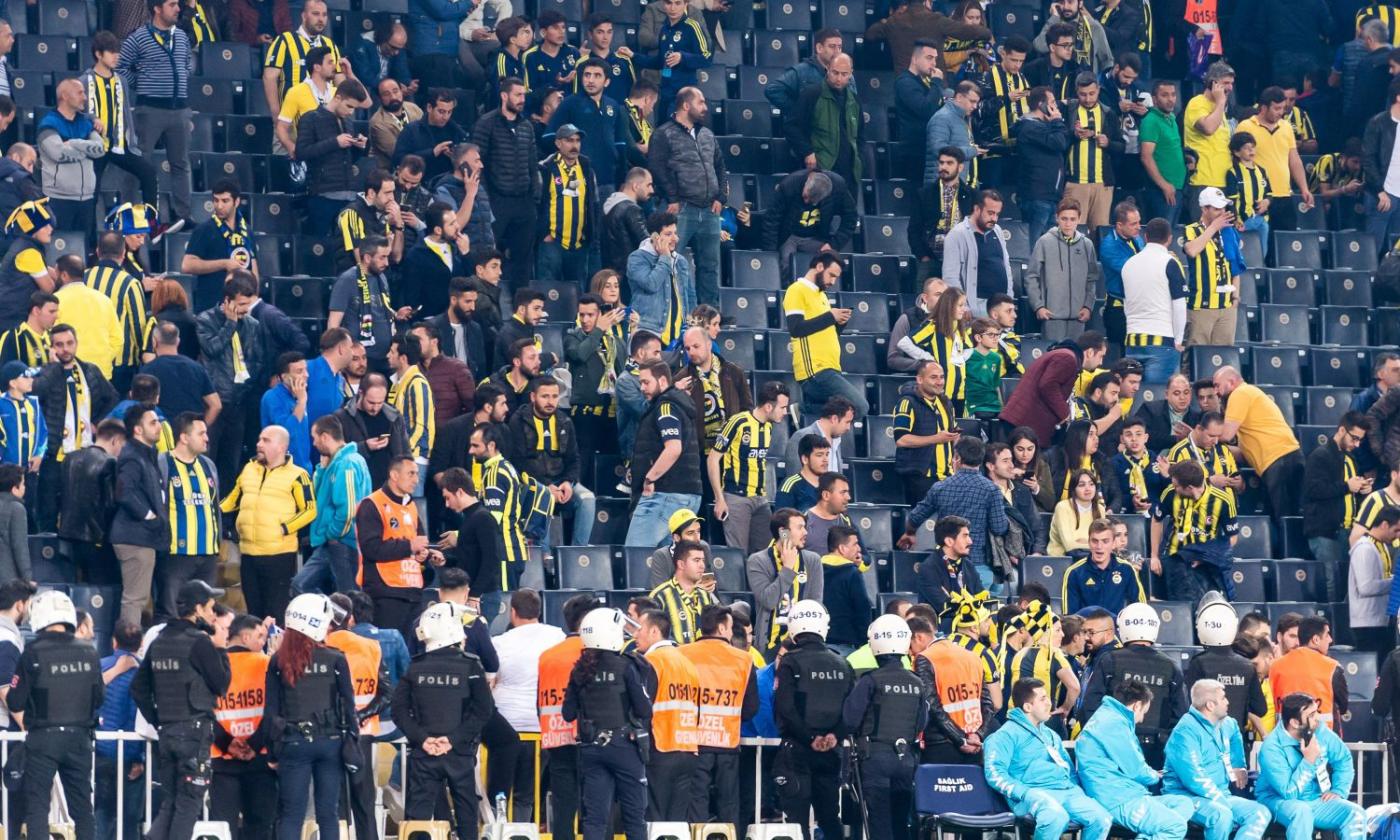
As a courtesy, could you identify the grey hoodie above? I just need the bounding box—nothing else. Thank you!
[36,113,105,201]
[1024,228,1102,319]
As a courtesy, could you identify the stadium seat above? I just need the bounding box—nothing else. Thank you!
[45,230,85,263]
[535,280,578,324]
[1238,229,1265,267]
[1248,345,1303,386]
[737,66,783,101]
[1233,516,1273,559]
[850,254,910,292]
[1188,345,1242,380]
[1258,304,1311,345]
[719,136,779,174]
[269,276,327,318]
[889,550,929,592]
[9,71,49,107]
[1307,348,1366,387]
[718,288,774,329]
[989,3,1040,39]
[1271,231,1321,268]
[710,547,749,591]
[728,250,782,290]
[623,546,654,590]
[1264,268,1316,305]
[249,193,297,236]
[821,0,868,31]
[1021,555,1073,601]
[1000,220,1031,261]
[555,546,615,591]
[858,72,897,107]
[841,334,886,374]
[694,68,732,104]
[838,292,893,334]
[188,79,242,114]
[849,459,903,505]
[1304,386,1354,426]
[849,505,895,551]
[592,0,639,23]
[716,329,767,370]
[864,415,897,459]
[1296,424,1332,456]
[1330,231,1377,269]
[590,497,630,545]
[198,42,256,79]
[719,99,773,137]
[195,153,255,194]
[16,35,75,72]
[1319,305,1368,345]
[862,216,910,254]
[1154,602,1194,646]
[224,115,275,154]
[750,30,806,67]
[765,0,813,30]
[1323,269,1373,306]
[38,0,89,36]
[861,106,890,142]
[1229,560,1268,602]
[1271,560,1322,602]
[865,179,917,216]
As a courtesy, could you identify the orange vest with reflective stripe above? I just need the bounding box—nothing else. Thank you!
[646,642,701,753]
[678,637,751,750]
[212,649,269,759]
[538,635,585,748]
[920,639,984,735]
[327,629,383,735]
[1271,647,1339,729]
[367,489,424,591]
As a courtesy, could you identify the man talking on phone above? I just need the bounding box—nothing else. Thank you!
[892,360,960,505]
[1182,187,1246,348]
[1256,692,1364,840]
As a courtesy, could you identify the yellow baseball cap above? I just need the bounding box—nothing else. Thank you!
[668,508,703,534]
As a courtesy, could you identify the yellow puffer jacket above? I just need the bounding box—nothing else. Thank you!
[220,459,317,555]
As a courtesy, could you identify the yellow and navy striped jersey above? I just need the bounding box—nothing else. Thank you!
[390,366,435,460]
[949,630,1001,688]
[265,29,342,100]
[998,329,1024,376]
[1225,161,1271,220]
[1286,105,1316,145]
[892,391,955,481]
[714,410,772,497]
[648,577,719,644]
[1182,222,1233,310]
[1356,487,1400,536]
[86,262,152,368]
[0,322,49,368]
[164,453,220,556]
[908,319,966,401]
[1152,484,1239,556]
[697,364,727,447]
[541,155,590,250]
[1067,104,1108,184]
[480,453,528,579]
[1141,0,1154,51]
[782,277,841,380]
[335,199,391,262]
[1009,644,1074,709]
[86,72,128,153]
[1342,451,1361,529]
[1167,435,1239,485]
[186,1,216,44]
[985,66,1029,143]
[1309,151,1361,193]
[626,98,652,147]
[1357,4,1400,45]
[0,394,45,465]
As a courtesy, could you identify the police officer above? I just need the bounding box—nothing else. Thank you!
[266,594,357,840]
[563,608,653,840]
[392,602,496,838]
[1184,593,1266,748]
[7,591,104,840]
[774,600,855,840]
[1079,602,1188,768]
[325,593,392,840]
[842,615,930,840]
[131,580,233,840]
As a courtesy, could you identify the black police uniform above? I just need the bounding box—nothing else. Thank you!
[266,645,357,840]
[774,635,855,840]
[1186,645,1267,747]
[7,627,105,840]
[562,650,653,840]
[130,619,232,840]
[1078,641,1188,768]
[391,643,495,837]
[842,655,930,840]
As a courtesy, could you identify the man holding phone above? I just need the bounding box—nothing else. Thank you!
[1181,188,1246,348]
[746,509,823,659]
[1183,63,1236,198]
[1256,692,1363,840]
[893,360,960,505]
[649,540,718,644]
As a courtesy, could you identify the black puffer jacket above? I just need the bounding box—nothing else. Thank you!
[58,446,117,544]
[472,108,540,199]
[1010,114,1073,202]
[602,192,646,273]
[295,105,358,197]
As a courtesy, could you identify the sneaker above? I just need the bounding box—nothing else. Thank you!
[150,217,187,246]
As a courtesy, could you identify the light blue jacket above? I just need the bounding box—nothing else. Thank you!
[1076,696,1161,810]
[310,441,372,548]
[1163,707,1247,802]
[984,707,1080,801]
[923,99,976,185]
[1256,723,1354,810]
[626,239,696,341]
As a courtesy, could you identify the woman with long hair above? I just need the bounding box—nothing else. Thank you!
[267,594,356,840]
[562,608,652,840]
[1050,419,1122,511]
[910,286,971,414]
[151,278,199,358]
[1047,469,1105,555]
[1009,426,1057,513]
[942,0,993,74]
[590,269,640,342]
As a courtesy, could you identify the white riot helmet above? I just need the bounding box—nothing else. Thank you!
[416,602,468,652]
[868,614,912,657]
[580,608,627,652]
[28,590,76,631]
[284,593,336,642]
[1117,602,1161,645]
[1195,592,1239,648]
[787,600,831,640]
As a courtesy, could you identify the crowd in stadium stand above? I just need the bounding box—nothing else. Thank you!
[3,0,1400,837]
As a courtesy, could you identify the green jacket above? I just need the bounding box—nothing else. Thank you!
[788,82,863,183]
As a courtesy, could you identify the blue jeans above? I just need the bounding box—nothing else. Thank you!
[1367,192,1400,257]
[292,540,359,595]
[275,736,343,840]
[536,239,591,288]
[1141,186,1184,228]
[1186,794,1271,840]
[95,754,143,840]
[1269,798,1366,840]
[1243,214,1270,260]
[676,203,721,306]
[1129,345,1182,385]
[1108,794,1194,840]
[412,461,429,533]
[800,368,870,420]
[539,484,598,553]
[624,491,702,547]
[1019,199,1056,241]
[1013,787,1112,840]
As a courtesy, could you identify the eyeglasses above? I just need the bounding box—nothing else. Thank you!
[1345,430,1367,444]
[1054,41,1075,49]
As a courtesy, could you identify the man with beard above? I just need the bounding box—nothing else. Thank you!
[33,323,118,530]
[624,361,704,547]
[369,78,422,169]
[399,203,472,318]
[487,339,543,416]
[331,169,405,273]
[428,278,489,382]
[474,78,540,291]
[333,374,409,489]
[783,253,866,419]
[911,148,975,279]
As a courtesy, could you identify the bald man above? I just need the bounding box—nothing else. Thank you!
[220,423,317,620]
[680,325,754,453]
[1213,366,1302,522]
[36,78,106,233]
[787,53,862,200]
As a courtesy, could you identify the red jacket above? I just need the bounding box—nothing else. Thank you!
[225,0,293,46]
[421,354,477,427]
[998,347,1080,445]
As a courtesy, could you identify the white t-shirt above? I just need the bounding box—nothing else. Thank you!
[1385,115,1400,197]
[491,622,566,733]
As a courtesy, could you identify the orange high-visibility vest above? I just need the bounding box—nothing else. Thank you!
[538,635,585,749]
[1184,0,1222,54]
[1271,647,1340,729]
[679,637,751,750]
[366,489,424,590]
[920,639,984,735]
[327,629,383,735]
[212,649,269,759]
[646,642,700,753]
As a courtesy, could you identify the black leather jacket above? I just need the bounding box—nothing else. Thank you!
[58,445,118,543]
